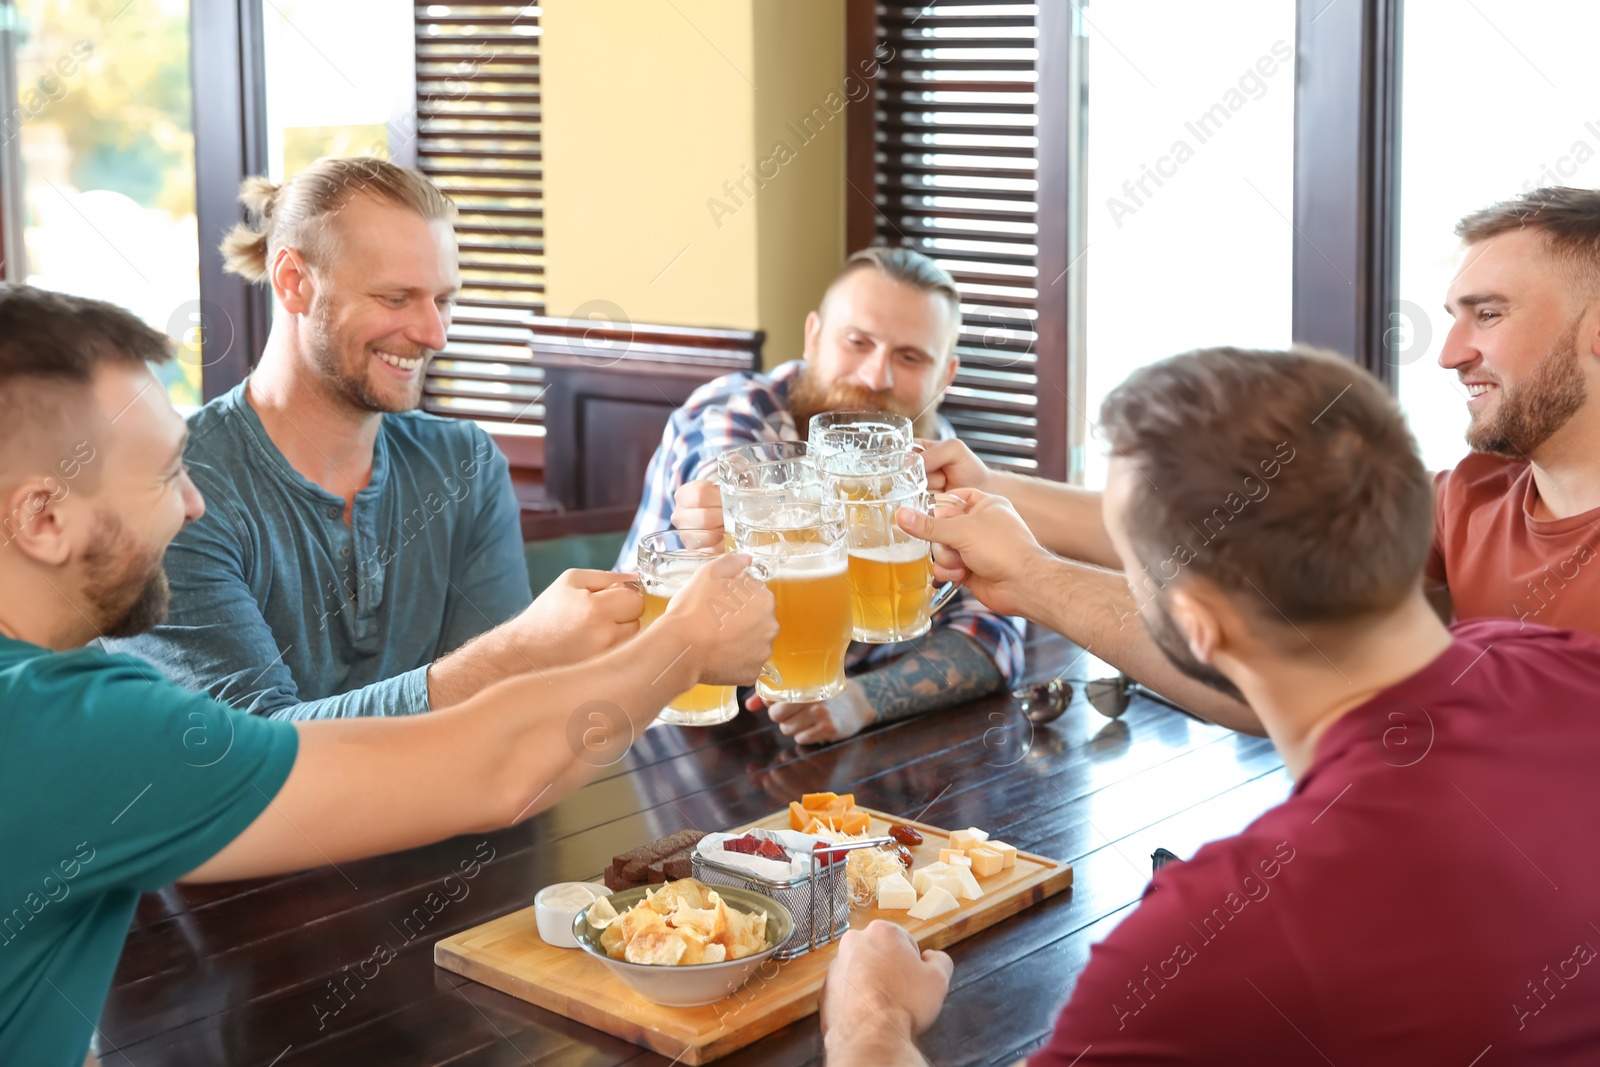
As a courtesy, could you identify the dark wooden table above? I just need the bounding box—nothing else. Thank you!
[98,631,1289,1066]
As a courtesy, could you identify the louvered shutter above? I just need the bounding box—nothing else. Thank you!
[414,4,546,452]
[869,2,1043,474]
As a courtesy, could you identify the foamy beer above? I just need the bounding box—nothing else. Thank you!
[808,410,913,461]
[637,530,739,726]
[720,444,853,702]
[819,450,957,643]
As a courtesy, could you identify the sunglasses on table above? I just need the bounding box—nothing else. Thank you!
[1010,675,1135,723]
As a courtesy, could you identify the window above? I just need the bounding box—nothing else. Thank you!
[1079,0,1295,488]
[853,1,1051,477]
[413,4,547,458]
[1395,0,1600,472]
[3,0,201,408]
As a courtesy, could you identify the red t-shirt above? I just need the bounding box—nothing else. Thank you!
[1427,453,1600,631]
[1031,619,1600,1066]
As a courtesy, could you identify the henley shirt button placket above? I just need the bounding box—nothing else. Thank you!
[340,546,352,558]
[328,506,341,519]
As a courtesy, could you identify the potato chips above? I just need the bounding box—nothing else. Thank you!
[590,878,768,965]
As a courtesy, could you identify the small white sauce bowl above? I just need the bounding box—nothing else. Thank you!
[535,882,611,949]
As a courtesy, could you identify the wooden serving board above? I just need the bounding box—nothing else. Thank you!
[435,807,1073,1064]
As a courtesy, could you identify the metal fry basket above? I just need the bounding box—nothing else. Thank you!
[692,837,892,959]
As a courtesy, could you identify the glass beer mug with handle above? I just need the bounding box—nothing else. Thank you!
[807,410,914,461]
[636,529,740,726]
[818,449,958,644]
[719,443,854,703]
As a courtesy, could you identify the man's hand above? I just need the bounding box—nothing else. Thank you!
[822,921,953,1066]
[918,437,992,494]
[510,569,644,667]
[671,479,725,540]
[747,679,876,745]
[896,489,1052,619]
[662,553,778,687]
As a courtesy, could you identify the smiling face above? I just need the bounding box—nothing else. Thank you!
[792,267,959,437]
[295,193,460,414]
[1440,228,1599,458]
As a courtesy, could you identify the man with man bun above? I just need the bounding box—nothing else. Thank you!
[107,158,641,718]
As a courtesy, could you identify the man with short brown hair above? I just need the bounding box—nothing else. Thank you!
[0,283,775,1067]
[107,157,643,719]
[915,185,1600,734]
[823,346,1600,1064]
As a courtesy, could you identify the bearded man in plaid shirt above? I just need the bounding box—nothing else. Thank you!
[618,248,1025,744]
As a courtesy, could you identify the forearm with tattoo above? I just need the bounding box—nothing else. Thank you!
[854,628,1004,727]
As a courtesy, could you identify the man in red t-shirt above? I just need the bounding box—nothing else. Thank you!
[819,347,1600,1065]
[906,186,1600,734]
[1428,187,1600,630]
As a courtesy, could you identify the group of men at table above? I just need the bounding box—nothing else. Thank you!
[1,156,1598,1065]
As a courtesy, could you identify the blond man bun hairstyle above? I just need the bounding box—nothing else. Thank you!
[219,157,457,285]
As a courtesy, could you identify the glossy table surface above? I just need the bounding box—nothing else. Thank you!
[99,631,1290,1066]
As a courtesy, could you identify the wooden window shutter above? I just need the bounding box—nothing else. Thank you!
[414,4,546,463]
[850,1,1069,479]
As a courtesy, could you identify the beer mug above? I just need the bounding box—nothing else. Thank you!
[721,447,854,703]
[818,450,958,644]
[637,530,740,726]
[808,410,913,460]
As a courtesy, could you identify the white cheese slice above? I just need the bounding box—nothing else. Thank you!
[965,826,991,843]
[953,866,984,901]
[907,885,959,920]
[876,873,917,910]
[911,861,955,896]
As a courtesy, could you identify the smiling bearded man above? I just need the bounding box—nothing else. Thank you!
[106,158,646,720]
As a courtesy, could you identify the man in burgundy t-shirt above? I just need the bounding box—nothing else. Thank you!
[1030,619,1600,1065]
[818,343,1600,1067]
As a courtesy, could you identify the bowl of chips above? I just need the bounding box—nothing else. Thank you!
[571,878,794,1007]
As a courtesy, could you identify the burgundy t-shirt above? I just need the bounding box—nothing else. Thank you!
[1031,619,1600,1066]
[1427,452,1600,631]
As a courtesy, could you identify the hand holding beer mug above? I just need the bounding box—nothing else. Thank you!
[719,443,855,703]
[819,450,958,644]
[893,487,1050,619]
[638,531,767,725]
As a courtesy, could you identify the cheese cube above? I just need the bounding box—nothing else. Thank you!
[912,862,953,895]
[939,848,971,866]
[986,840,1018,869]
[952,867,984,901]
[946,853,972,868]
[876,873,917,911]
[947,830,981,851]
[965,826,991,843]
[968,846,1005,877]
[907,885,959,920]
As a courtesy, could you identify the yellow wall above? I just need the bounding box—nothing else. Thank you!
[541,0,845,367]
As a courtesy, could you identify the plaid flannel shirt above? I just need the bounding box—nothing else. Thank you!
[617,360,1026,685]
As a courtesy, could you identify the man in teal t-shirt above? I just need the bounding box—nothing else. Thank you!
[0,284,777,1066]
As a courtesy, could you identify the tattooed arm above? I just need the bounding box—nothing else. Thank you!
[753,629,1004,744]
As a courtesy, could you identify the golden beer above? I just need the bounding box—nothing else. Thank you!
[636,534,739,726]
[847,540,935,642]
[756,544,854,702]
[638,588,738,722]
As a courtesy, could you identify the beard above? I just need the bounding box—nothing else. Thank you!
[1143,598,1247,705]
[306,298,432,415]
[82,510,171,639]
[1467,318,1587,457]
[787,366,942,440]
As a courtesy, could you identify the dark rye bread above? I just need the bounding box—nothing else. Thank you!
[646,848,696,883]
[605,830,706,891]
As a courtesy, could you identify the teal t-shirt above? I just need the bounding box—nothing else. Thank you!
[0,636,299,1066]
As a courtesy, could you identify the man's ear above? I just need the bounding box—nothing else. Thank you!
[1,478,76,567]
[802,309,822,359]
[1166,585,1224,664]
[941,351,960,391]
[270,247,314,315]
